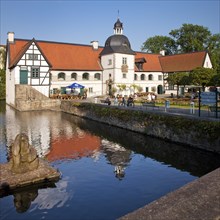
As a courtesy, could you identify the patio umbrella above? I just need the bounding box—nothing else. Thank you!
[67,83,84,89]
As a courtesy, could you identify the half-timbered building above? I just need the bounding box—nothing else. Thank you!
[5,19,212,107]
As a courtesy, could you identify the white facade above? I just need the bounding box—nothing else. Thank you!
[6,40,50,105]
[6,19,213,102]
[50,70,103,96]
[203,53,212,68]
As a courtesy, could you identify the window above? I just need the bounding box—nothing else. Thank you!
[71,73,77,80]
[122,57,127,65]
[158,75,162,81]
[29,54,38,60]
[89,87,93,93]
[141,74,145,80]
[108,59,112,65]
[134,74,137,80]
[122,73,126,78]
[82,72,89,80]
[94,73,101,80]
[148,74,153,80]
[31,67,40,78]
[58,72,65,80]
[168,84,175,90]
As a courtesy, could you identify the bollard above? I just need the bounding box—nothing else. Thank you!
[165,100,170,112]
[190,102,195,114]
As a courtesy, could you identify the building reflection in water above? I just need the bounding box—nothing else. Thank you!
[4,104,134,213]
[101,139,132,180]
[5,105,102,162]
[3,103,220,215]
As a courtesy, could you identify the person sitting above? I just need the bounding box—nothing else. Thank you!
[104,97,111,105]
[127,96,134,107]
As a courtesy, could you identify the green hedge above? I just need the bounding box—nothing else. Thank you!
[71,102,220,140]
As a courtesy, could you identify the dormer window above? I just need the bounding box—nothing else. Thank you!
[135,57,146,71]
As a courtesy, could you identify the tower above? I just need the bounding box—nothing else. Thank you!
[100,18,135,96]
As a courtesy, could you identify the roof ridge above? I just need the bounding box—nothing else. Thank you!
[14,38,104,48]
[135,51,160,55]
[160,50,206,58]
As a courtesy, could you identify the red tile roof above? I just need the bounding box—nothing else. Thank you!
[9,39,103,71]
[46,133,101,162]
[8,39,207,73]
[135,52,162,72]
[159,51,207,72]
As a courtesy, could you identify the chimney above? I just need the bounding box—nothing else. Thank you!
[91,41,99,50]
[7,32,15,43]
[160,50,165,56]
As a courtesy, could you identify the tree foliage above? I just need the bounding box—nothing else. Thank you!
[141,24,220,72]
[169,24,211,53]
[189,67,215,91]
[0,69,6,99]
[141,35,177,54]
[165,72,190,96]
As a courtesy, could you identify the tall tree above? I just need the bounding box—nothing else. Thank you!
[141,35,177,54]
[169,24,212,53]
[207,33,220,74]
[189,67,215,91]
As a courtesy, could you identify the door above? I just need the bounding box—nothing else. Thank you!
[20,70,28,84]
[157,85,163,94]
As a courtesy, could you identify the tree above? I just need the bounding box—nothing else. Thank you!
[116,84,127,94]
[207,33,220,74]
[169,23,212,53]
[130,84,138,93]
[166,72,190,97]
[189,67,215,91]
[0,69,6,99]
[0,46,6,70]
[210,73,220,87]
[141,35,177,54]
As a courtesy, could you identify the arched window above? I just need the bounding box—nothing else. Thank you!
[134,74,138,81]
[71,72,77,80]
[82,72,89,80]
[94,73,101,80]
[58,72,65,80]
[148,74,153,80]
[140,74,145,81]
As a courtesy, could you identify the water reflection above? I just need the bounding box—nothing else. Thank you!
[1,101,220,219]
[30,178,71,211]
[62,113,220,177]
[0,182,58,213]
[3,103,220,177]
[101,139,132,180]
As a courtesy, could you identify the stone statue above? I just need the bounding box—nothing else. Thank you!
[10,133,39,173]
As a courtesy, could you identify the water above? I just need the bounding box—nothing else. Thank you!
[0,101,220,220]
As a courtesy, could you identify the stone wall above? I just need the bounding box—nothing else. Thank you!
[61,101,220,154]
[16,99,61,111]
[16,85,49,101]
[15,85,61,111]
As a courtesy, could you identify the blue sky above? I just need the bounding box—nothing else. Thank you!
[0,0,219,51]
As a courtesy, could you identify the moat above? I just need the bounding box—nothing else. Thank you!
[0,101,220,220]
